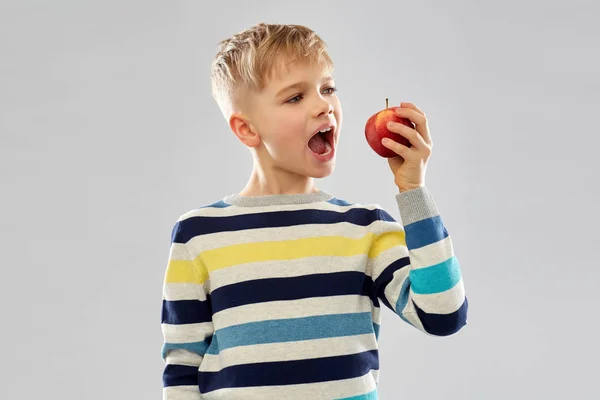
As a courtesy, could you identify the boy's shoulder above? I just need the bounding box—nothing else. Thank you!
[175,193,397,227]
[169,193,399,244]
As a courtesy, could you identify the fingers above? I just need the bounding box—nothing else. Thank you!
[395,103,432,146]
[381,137,415,158]
[386,120,428,150]
[401,102,425,116]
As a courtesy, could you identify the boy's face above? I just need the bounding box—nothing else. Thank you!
[237,59,342,180]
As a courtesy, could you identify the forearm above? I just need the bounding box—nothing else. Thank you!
[396,186,468,335]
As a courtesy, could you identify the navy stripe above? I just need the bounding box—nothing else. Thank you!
[198,350,379,393]
[372,257,411,312]
[413,297,468,336]
[163,364,198,387]
[211,271,373,314]
[162,299,212,325]
[174,208,395,242]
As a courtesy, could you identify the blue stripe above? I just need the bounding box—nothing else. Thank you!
[328,197,354,206]
[404,215,448,250]
[338,388,378,400]
[200,200,230,208]
[373,323,380,340]
[162,299,212,325]
[173,207,395,242]
[198,350,379,393]
[162,339,212,359]
[211,271,373,314]
[207,312,374,354]
[394,273,412,315]
[413,297,468,336]
[409,256,461,295]
[163,364,198,387]
[170,221,183,244]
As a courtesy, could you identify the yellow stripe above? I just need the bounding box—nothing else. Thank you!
[369,229,406,258]
[201,231,406,273]
[165,258,208,284]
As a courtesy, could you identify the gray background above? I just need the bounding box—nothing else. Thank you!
[2,0,599,399]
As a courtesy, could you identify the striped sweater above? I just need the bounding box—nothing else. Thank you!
[160,186,468,399]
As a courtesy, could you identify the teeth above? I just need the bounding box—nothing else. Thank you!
[318,127,332,133]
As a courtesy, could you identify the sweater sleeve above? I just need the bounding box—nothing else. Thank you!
[369,186,468,336]
[161,219,214,399]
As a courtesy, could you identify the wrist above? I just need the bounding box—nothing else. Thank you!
[396,183,424,193]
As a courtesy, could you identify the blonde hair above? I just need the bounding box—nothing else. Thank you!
[210,22,334,120]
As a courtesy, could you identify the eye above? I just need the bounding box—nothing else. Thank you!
[287,94,302,104]
[286,86,338,104]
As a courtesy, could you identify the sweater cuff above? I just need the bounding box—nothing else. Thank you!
[395,186,440,226]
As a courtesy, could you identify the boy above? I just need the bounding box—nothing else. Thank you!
[161,22,468,399]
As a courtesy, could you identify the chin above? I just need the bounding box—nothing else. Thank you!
[309,162,336,179]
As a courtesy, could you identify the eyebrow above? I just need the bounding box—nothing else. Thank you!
[275,75,334,97]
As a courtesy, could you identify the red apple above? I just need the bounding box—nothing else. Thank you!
[365,99,413,158]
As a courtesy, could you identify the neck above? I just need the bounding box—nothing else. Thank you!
[239,159,318,197]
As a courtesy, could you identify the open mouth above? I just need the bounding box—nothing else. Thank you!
[308,126,334,156]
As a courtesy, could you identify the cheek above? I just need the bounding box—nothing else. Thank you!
[274,112,304,132]
[271,130,305,154]
[269,114,305,146]
[335,101,343,120]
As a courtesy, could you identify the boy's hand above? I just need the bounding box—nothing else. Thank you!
[381,102,433,192]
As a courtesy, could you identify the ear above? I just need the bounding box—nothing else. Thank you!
[229,112,261,148]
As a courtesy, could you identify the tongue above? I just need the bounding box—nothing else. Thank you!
[308,133,327,154]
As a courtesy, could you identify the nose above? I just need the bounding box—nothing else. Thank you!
[315,96,334,117]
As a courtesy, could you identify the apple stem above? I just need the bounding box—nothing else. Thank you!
[386,98,388,109]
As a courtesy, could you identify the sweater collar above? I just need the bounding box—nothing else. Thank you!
[223,190,334,207]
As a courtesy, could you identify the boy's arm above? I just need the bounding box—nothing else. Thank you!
[161,220,213,399]
[370,186,468,336]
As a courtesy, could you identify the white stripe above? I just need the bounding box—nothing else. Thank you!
[163,282,206,301]
[213,294,375,329]
[166,242,191,260]
[179,200,380,219]
[162,322,213,343]
[408,235,455,270]
[372,304,381,325]
[200,333,379,372]
[370,242,410,282]
[378,220,405,234]
[369,234,455,284]
[163,385,200,400]
[164,349,203,366]
[402,309,426,332]
[199,371,378,400]
[209,254,369,290]
[410,278,465,314]
[187,220,384,253]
